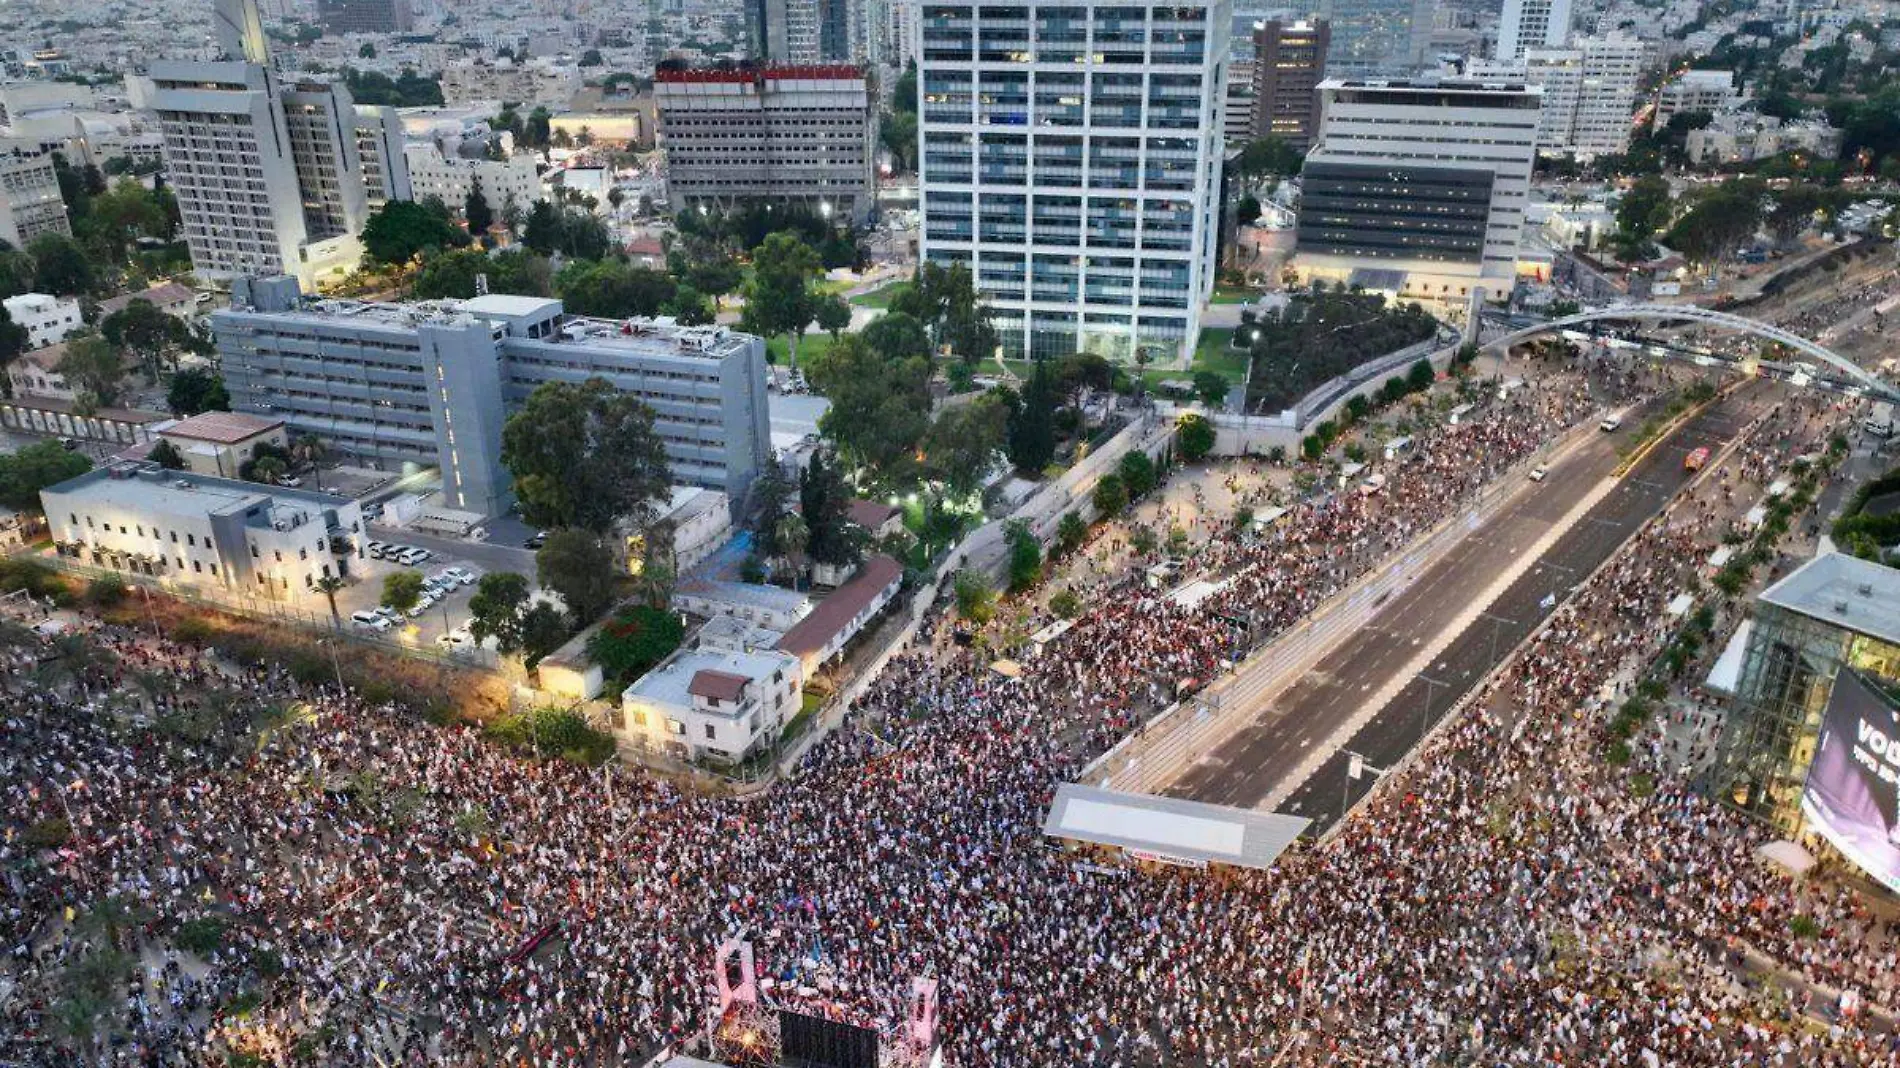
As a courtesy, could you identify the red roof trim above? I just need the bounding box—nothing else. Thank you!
[656,64,863,84]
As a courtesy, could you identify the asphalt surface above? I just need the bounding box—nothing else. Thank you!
[1165,389,1765,829]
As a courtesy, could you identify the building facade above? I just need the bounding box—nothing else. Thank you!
[619,643,805,764]
[3,292,82,348]
[280,75,371,243]
[1656,68,1736,124]
[656,64,877,224]
[43,465,367,600]
[1497,0,1571,60]
[214,277,772,517]
[1469,35,1643,158]
[0,146,70,250]
[1686,113,1842,166]
[1295,78,1540,303]
[439,61,583,108]
[318,0,413,35]
[917,0,1231,364]
[1320,0,1431,75]
[352,105,413,208]
[402,142,540,221]
[1250,19,1328,151]
[1710,553,1900,835]
[745,0,823,62]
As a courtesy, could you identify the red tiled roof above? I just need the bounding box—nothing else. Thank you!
[98,282,196,317]
[161,410,284,445]
[688,669,751,702]
[846,499,900,530]
[776,555,903,660]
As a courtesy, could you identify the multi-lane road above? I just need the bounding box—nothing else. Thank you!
[1164,387,1766,829]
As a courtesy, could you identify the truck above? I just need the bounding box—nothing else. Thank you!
[1867,402,1895,438]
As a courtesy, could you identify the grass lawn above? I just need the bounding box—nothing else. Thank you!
[1211,286,1259,305]
[1191,327,1249,382]
[849,282,905,308]
[767,332,843,366]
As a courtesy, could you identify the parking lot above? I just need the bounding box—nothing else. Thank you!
[332,537,493,659]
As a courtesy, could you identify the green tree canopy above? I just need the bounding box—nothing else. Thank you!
[361,198,469,266]
[553,259,677,318]
[806,334,933,481]
[410,248,552,300]
[921,391,1009,495]
[381,571,425,614]
[468,571,532,654]
[55,336,126,410]
[500,377,672,533]
[1176,412,1216,461]
[536,528,616,624]
[741,231,822,365]
[165,367,230,416]
[1008,359,1058,474]
[28,233,94,295]
[0,440,91,510]
[100,299,189,381]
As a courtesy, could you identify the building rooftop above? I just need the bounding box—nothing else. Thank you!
[776,554,903,660]
[697,613,785,652]
[1043,784,1312,870]
[688,668,752,702]
[676,575,812,615]
[43,465,352,532]
[160,410,284,445]
[655,63,865,84]
[459,293,563,319]
[1758,551,1900,648]
[846,499,901,531]
[623,646,795,713]
[98,281,196,318]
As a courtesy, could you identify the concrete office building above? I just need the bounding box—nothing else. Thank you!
[1222,14,1258,143]
[352,106,412,209]
[319,0,413,35]
[1497,0,1571,60]
[150,0,385,288]
[1251,19,1328,150]
[917,0,1230,364]
[656,64,876,224]
[0,146,70,249]
[1295,77,1541,303]
[1320,0,1433,74]
[43,465,367,600]
[744,0,858,62]
[214,276,771,517]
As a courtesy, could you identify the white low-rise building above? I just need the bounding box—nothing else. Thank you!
[1656,69,1737,125]
[43,465,366,600]
[639,486,731,575]
[4,293,83,348]
[1686,113,1843,166]
[619,643,804,764]
[775,554,904,675]
[674,576,811,631]
[402,141,541,221]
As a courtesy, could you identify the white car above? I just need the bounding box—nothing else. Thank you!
[1599,416,1622,433]
[374,606,402,623]
[350,609,390,631]
[441,566,479,586]
[396,547,431,566]
[437,627,476,650]
[1529,465,1549,482]
[407,592,438,618]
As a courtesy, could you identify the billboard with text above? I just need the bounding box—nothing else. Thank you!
[1801,669,1900,893]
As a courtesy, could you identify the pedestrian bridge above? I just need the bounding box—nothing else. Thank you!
[1484,303,1900,403]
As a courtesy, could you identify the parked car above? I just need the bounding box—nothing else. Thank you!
[361,501,384,519]
[1529,465,1549,482]
[526,530,548,549]
[277,475,302,488]
[407,593,438,618]
[437,627,476,650]
[441,566,478,587]
[1599,416,1622,432]
[365,541,390,559]
[396,547,431,566]
[374,606,402,623]
[350,610,389,631]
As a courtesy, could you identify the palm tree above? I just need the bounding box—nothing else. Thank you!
[775,514,809,590]
[315,574,345,625]
[250,455,287,486]
[291,434,326,490]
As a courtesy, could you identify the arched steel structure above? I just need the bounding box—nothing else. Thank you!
[1485,303,1900,403]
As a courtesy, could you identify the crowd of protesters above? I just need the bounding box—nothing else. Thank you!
[3,360,1897,1067]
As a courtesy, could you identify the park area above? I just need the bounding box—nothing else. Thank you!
[1241,288,1441,413]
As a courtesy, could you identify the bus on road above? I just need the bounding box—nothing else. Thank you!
[1684,446,1712,472]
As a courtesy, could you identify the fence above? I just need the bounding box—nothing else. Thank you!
[1081,412,1598,794]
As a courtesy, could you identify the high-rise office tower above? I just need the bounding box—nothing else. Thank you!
[1470,33,1643,158]
[917,0,1232,365]
[319,0,415,36]
[1321,0,1433,74]
[1497,0,1571,60]
[152,0,391,287]
[745,0,862,61]
[1295,77,1540,302]
[1251,19,1328,150]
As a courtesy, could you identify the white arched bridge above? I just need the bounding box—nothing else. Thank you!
[1483,303,1900,404]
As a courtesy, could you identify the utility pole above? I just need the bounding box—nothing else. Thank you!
[1477,611,1519,669]
[1415,674,1449,748]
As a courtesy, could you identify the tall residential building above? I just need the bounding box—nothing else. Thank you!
[1223,14,1258,143]
[151,0,389,288]
[1321,0,1432,74]
[917,0,1232,364]
[1496,0,1571,60]
[745,0,823,62]
[319,0,414,35]
[1469,35,1643,158]
[0,145,71,249]
[1295,77,1541,303]
[352,106,412,209]
[1251,19,1328,150]
[656,64,876,224]
[215,277,773,516]
[1656,68,1736,124]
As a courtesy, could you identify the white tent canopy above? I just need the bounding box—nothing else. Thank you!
[1043,784,1311,870]
[1756,839,1817,877]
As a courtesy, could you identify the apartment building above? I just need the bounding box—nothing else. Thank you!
[319,0,413,35]
[1251,19,1329,151]
[43,465,366,600]
[3,293,83,348]
[213,276,772,517]
[1295,77,1541,303]
[352,105,412,209]
[402,141,540,221]
[1470,35,1644,158]
[917,0,1230,364]
[0,146,70,249]
[280,75,371,242]
[656,64,876,224]
[1656,68,1736,124]
[619,642,805,764]
[1497,0,1572,60]
[439,60,582,108]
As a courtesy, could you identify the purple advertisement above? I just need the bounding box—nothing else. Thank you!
[1801,669,1900,893]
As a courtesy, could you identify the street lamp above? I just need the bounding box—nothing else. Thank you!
[316,638,345,693]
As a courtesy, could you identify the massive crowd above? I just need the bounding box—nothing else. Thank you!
[2,358,1896,1067]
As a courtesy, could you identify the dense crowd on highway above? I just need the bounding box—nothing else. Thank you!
[3,361,1897,1067]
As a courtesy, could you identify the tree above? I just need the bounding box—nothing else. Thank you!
[1236,193,1262,227]
[741,231,821,366]
[522,203,610,259]
[520,602,571,671]
[814,292,852,339]
[1767,184,1823,245]
[860,310,931,362]
[359,42,377,59]
[952,568,996,624]
[464,177,495,234]
[468,571,532,654]
[148,439,186,470]
[752,468,793,559]
[315,574,345,623]
[1008,359,1058,474]
[806,334,933,480]
[1119,450,1156,499]
[921,391,1009,495]
[554,259,676,318]
[1055,510,1088,555]
[28,234,93,295]
[55,337,125,410]
[1235,136,1302,181]
[1192,371,1230,407]
[0,249,36,301]
[665,283,715,325]
[1406,358,1436,392]
[1176,412,1216,462]
[100,299,188,382]
[799,451,859,567]
[1004,519,1041,593]
[501,377,672,533]
[166,367,229,416]
[586,604,685,685]
[1615,175,1673,239]
[1092,472,1127,516]
[579,48,603,67]
[249,454,287,486]
[775,512,809,587]
[360,199,468,266]
[410,247,551,300]
[0,304,28,395]
[0,440,91,510]
[536,528,616,624]
[1665,181,1764,266]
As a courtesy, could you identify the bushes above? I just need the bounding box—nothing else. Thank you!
[952,569,996,624]
[587,604,686,688]
[85,574,126,606]
[172,916,226,956]
[0,558,67,600]
[486,707,616,765]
